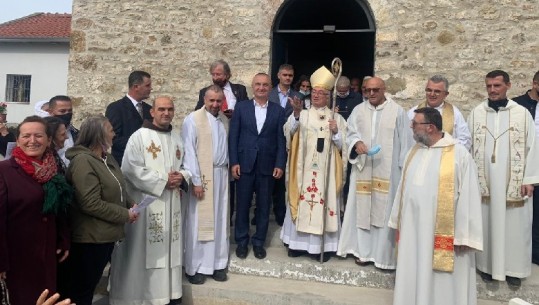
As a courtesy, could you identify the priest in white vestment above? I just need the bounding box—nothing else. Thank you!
[389,107,483,305]
[337,77,413,269]
[468,70,539,287]
[109,96,188,305]
[407,75,471,150]
[281,66,347,262]
[181,85,230,285]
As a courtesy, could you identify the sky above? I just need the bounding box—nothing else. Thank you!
[0,0,73,23]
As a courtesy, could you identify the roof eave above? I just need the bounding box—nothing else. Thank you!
[0,37,70,43]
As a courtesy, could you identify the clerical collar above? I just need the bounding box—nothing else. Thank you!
[142,119,172,132]
[488,98,508,112]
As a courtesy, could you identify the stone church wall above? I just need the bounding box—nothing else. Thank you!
[68,0,538,126]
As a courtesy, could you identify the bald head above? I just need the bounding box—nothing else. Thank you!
[151,96,174,129]
[364,77,386,107]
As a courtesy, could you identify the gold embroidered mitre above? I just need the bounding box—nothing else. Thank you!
[310,66,335,91]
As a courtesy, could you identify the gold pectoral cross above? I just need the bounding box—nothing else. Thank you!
[146,140,162,160]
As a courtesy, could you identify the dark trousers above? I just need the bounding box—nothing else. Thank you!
[533,186,539,264]
[272,176,286,225]
[342,161,353,208]
[235,171,275,247]
[68,242,114,305]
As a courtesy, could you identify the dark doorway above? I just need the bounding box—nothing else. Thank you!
[271,0,375,85]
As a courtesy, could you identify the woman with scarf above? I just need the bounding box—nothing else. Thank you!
[0,115,72,305]
[65,115,138,305]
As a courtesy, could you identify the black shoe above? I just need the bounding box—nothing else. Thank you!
[287,249,305,258]
[186,273,205,285]
[532,257,539,265]
[253,246,266,259]
[166,297,182,305]
[311,252,331,262]
[506,276,521,287]
[236,245,248,259]
[212,269,228,282]
[479,271,492,282]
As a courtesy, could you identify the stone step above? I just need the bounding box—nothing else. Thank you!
[227,246,539,305]
[94,273,506,305]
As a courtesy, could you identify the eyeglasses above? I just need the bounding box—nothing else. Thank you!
[411,120,431,127]
[365,88,381,94]
[425,88,446,95]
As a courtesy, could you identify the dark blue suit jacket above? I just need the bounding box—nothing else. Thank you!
[268,86,302,118]
[229,99,287,175]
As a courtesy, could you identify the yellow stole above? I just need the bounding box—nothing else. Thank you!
[193,108,229,241]
[398,143,456,272]
[417,102,454,135]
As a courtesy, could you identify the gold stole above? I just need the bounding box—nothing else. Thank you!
[418,102,454,135]
[354,101,398,229]
[397,144,456,272]
[469,102,527,207]
[193,108,229,241]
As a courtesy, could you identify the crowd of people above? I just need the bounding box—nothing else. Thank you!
[0,62,538,305]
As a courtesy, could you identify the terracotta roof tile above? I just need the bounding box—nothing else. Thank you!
[0,13,71,39]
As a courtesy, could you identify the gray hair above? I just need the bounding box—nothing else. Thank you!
[209,59,231,77]
[429,75,449,91]
[75,115,110,150]
[336,76,350,88]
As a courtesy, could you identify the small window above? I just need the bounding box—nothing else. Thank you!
[5,74,31,103]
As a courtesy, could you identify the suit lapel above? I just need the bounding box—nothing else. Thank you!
[123,96,143,124]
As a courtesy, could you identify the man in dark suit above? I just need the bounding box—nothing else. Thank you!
[229,73,287,260]
[195,59,248,118]
[195,60,248,224]
[268,64,302,226]
[105,70,152,165]
[334,76,363,121]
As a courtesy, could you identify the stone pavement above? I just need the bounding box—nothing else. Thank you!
[92,216,539,305]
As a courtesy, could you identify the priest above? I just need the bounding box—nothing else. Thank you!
[181,85,230,284]
[389,107,483,305]
[468,70,539,287]
[280,66,348,262]
[108,96,188,305]
[337,76,413,269]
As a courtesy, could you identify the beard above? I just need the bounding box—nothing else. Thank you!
[413,132,430,146]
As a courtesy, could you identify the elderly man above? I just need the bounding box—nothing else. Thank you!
[48,95,79,165]
[337,76,413,269]
[469,70,539,287]
[109,96,187,305]
[513,70,539,265]
[408,75,471,150]
[281,66,347,262]
[106,70,153,165]
[389,107,483,305]
[334,76,363,120]
[182,85,230,284]
[229,73,287,260]
[194,59,248,118]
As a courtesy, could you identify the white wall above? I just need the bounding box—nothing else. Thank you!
[0,42,69,123]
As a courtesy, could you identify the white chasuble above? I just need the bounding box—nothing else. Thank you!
[109,126,188,304]
[389,135,483,305]
[290,107,347,235]
[468,100,539,280]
